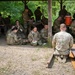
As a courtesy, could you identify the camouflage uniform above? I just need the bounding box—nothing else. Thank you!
[22,10,30,36]
[52,31,73,55]
[69,20,75,40]
[12,25,25,39]
[40,28,48,43]
[6,29,12,38]
[28,31,42,46]
[22,10,29,24]
[6,31,22,45]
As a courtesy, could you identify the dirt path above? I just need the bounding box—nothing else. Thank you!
[0,37,75,75]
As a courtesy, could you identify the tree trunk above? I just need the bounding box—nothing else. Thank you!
[60,0,63,10]
[48,0,52,47]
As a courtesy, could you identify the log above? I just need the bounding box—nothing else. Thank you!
[71,59,75,69]
[69,49,75,69]
[48,50,55,68]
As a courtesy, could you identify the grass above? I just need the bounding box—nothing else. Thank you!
[0,65,10,75]
[45,54,50,60]
[31,57,37,61]
[32,70,41,75]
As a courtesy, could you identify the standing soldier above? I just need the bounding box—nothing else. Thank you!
[52,24,73,63]
[22,6,33,36]
[22,7,30,36]
[40,25,48,44]
[28,27,42,46]
[59,5,68,17]
[34,7,42,21]
[22,6,29,25]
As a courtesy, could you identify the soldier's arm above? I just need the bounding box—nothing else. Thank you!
[28,32,33,42]
[14,34,18,42]
[52,34,57,49]
[19,25,24,32]
[69,35,73,49]
[41,30,46,39]
[37,32,41,41]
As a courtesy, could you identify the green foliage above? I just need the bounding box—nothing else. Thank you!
[0,1,75,24]
[27,1,48,19]
[0,1,24,24]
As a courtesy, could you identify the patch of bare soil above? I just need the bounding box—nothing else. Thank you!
[0,37,74,75]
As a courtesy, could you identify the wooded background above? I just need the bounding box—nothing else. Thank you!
[0,1,75,24]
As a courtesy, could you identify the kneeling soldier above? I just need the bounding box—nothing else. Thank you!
[52,24,73,63]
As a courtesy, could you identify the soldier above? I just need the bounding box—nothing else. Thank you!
[41,16,48,25]
[34,7,42,21]
[12,20,25,39]
[22,7,29,25]
[28,27,42,46]
[52,16,63,35]
[13,20,24,31]
[59,5,68,17]
[69,20,75,42]
[6,27,22,45]
[40,25,48,44]
[22,7,31,36]
[28,8,33,19]
[52,24,73,63]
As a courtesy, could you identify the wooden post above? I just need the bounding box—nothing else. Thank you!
[48,0,52,47]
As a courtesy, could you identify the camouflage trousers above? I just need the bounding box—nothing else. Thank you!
[53,49,70,56]
[8,39,28,45]
[41,38,48,43]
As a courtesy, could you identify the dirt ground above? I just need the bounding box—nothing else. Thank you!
[0,36,75,75]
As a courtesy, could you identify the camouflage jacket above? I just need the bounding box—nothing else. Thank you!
[40,28,48,39]
[52,31,73,52]
[6,31,21,45]
[28,31,40,42]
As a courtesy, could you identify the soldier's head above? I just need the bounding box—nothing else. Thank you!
[63,5,66,9]
[8,15,11,18]
[60,23,66,31]
[44,25,48,30]
[37,7,40,10]
[25,9,29,13]
[16,20,20,26]
[25,5,29,12]
[33,27,37,32]
[11,27,18,33]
